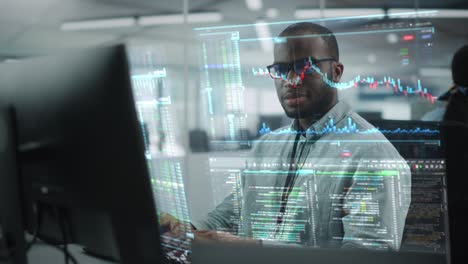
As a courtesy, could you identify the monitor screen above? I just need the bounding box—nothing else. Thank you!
[127,9,451,263]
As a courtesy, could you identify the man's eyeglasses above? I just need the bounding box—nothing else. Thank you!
[266,56,336,80]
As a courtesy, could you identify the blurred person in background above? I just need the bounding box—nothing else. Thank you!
[442,45,468,125]
[440,44,468,263]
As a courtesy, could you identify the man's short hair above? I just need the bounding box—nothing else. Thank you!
[279,22,339,61]
[452,45,468,87]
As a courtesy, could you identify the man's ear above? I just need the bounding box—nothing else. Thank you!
[332,62,344,82]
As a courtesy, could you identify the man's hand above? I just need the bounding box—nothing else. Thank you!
[159,213,187,233]
[194,230,260,245]
[159,213,194,254]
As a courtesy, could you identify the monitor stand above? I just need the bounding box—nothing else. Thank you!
[0,107,27,264]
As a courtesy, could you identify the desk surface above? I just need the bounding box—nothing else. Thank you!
[192,242,448,264]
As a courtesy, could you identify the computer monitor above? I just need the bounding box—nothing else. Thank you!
[0,45,163,264]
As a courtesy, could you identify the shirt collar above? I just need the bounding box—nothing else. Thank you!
[290,101,352,140]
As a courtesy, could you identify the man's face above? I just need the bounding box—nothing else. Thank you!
[273,34,338,120]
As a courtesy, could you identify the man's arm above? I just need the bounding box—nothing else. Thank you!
[160,191,238,234]
[192,193,238,232]
[159,192,239,252]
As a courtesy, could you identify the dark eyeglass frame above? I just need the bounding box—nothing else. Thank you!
[266,56,336,80]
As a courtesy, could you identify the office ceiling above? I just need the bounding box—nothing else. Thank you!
[0,0,467,65]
